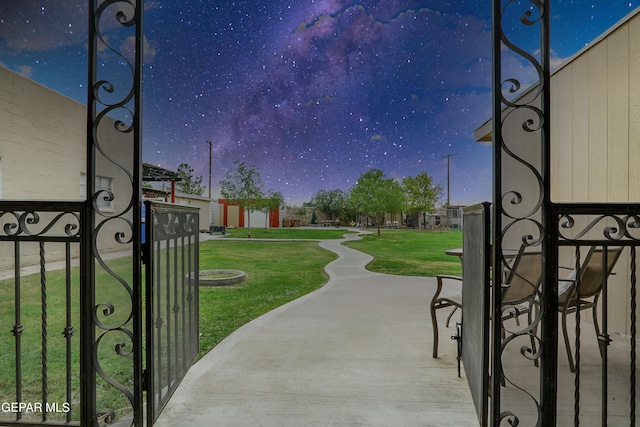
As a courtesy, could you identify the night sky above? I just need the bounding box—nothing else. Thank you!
[0,1,637,204]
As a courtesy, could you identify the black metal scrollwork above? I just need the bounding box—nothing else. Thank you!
[88,0,141,424]
[559,213,640,242]
[0,211,80,238]
[494,0,548,424]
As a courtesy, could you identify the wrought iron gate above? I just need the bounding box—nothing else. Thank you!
[461,203,491,427]
[144,201,200,425]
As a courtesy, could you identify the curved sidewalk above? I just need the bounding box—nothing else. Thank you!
[154,230,477,426]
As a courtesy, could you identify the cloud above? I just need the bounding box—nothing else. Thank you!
[17,65,33,78]
[120,35,157,64]
[305,95,337,107]
[370,134,387,142]
[0,2,87,52]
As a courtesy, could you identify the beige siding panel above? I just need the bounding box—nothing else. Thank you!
[588,42,609,202]
[605,25,632,334]
[606,28,629,202]
[556,65,574,201]
[629,16,640,201]
[571,54,590,201]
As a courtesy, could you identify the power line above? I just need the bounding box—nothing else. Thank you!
[206,140,212,199]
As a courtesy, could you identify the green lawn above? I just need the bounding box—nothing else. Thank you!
[343,228,463,276]
[222,227,355,239]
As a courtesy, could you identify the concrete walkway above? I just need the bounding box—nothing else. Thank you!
[154,230,478,426]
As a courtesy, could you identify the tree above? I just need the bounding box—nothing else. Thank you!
[176,163,205,195]
[402,172,444,228]
[219,160,264,238]
[310,189,348,221]
[349,169,406,236]
[259,190,285,233]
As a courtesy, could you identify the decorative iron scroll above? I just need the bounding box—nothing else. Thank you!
[0,210,80,239]
[87,0,143,426]
[492,0,549,425]
[558,213,640,243]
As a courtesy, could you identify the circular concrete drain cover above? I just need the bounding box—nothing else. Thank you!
[198,269,246,286]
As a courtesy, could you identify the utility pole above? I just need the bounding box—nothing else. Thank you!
[206,140,212,199]
[442,153,457,207]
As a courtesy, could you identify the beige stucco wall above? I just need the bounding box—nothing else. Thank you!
[174,194,210,231]
[0,66,85,199]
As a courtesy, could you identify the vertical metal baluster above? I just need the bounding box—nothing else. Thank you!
[574,246,581,427]
[187,229,194,355]
[173,229,179,381]
[195,221,200,354]
[631,246,637,427]
[601,248,609,426]
[12,241,23,422]
[165,225,172,394]
[63,242,74,423]
[40,241,48,422]
[156,235,163,409]
[180,233,186,375]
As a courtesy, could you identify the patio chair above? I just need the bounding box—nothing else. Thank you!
[558,246,623,372]
[431,245,542,358]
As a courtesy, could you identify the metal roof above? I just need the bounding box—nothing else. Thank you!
[142,163,182,182]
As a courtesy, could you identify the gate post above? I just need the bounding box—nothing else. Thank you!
[491,0,556,425]
[85,1,144,425]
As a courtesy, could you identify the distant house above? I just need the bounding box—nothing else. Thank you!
[216,198,280,229]
[404,206,464,230]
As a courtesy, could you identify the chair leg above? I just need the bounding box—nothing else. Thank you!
[562,310,576,373]
[431,302,440,358]
[528,307,539,368]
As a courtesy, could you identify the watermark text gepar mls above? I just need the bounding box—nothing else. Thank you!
[1,402,71,413]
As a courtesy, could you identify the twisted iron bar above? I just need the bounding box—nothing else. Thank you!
[631,246,637,426]
[40,242,49,422]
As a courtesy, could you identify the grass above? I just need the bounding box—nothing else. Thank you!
[0,256,136,422]
[223,227,354,240]
[343,228,463,276]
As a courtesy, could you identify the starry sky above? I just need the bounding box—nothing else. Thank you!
[0,1,637,205]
